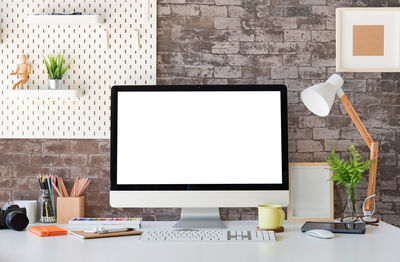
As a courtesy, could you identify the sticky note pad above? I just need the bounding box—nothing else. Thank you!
[30,225,67,237]
[353,25,384,56]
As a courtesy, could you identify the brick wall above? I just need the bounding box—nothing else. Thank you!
[1,0,400,226]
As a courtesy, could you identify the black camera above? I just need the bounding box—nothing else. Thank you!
[0,203,29,231]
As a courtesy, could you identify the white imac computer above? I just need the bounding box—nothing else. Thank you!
[110,85,289,229]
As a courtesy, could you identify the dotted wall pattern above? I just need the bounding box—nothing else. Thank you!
[0,0,157,138]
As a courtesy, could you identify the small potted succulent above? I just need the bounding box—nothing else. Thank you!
[43,53,71,90]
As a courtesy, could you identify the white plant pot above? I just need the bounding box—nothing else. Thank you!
[48,79,62,90]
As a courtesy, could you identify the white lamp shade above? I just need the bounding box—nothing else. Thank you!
[300,74,344,117]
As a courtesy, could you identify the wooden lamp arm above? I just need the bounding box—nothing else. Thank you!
[366,142,379,212]
[339,94,373,149]
[339,94,378,212]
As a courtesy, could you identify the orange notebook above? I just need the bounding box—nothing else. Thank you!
[30,226,68,237]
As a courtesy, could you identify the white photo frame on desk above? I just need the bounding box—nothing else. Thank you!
[288,163,334,222]
[336,8,400,72]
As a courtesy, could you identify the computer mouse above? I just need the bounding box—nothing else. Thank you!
[304,229,334,239]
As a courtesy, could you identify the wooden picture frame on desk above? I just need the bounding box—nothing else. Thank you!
[287,162,334,222]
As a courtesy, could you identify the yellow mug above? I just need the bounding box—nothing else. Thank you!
[258,205,285,229]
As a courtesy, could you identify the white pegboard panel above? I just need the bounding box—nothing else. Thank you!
[0,0,156,138]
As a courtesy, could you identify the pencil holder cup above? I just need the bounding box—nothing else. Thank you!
[56,197,84,224]
[39,189,56,223]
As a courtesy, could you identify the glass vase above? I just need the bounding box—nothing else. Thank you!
[38,189,56,223]
[342,183,357,220]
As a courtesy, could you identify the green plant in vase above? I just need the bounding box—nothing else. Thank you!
[43,53,71,90]
[327,143,372,220]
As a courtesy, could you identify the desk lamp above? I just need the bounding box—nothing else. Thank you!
[300,74,378,215]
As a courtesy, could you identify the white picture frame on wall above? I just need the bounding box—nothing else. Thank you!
[287,163,334,222]
[336,8,400,72]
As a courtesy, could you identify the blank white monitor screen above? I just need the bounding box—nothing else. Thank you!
[117,91,282,185]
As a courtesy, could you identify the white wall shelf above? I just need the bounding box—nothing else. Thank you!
[4,89,84,98]
[27,15,104,25]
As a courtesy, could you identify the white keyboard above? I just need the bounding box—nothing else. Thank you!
[140,229,276,242]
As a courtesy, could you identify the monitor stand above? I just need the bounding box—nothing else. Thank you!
[173,208,227,229]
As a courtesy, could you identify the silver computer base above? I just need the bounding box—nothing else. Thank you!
[173,208,227,229]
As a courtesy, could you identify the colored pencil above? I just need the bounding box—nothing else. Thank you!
[46,178,55,215]
[51,179,62,197]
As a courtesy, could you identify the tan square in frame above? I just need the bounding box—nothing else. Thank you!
[353,25,384,56]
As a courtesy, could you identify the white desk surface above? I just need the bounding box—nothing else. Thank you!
[1,220,399,262]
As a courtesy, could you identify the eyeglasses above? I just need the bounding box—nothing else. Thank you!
[340,215,379,226]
